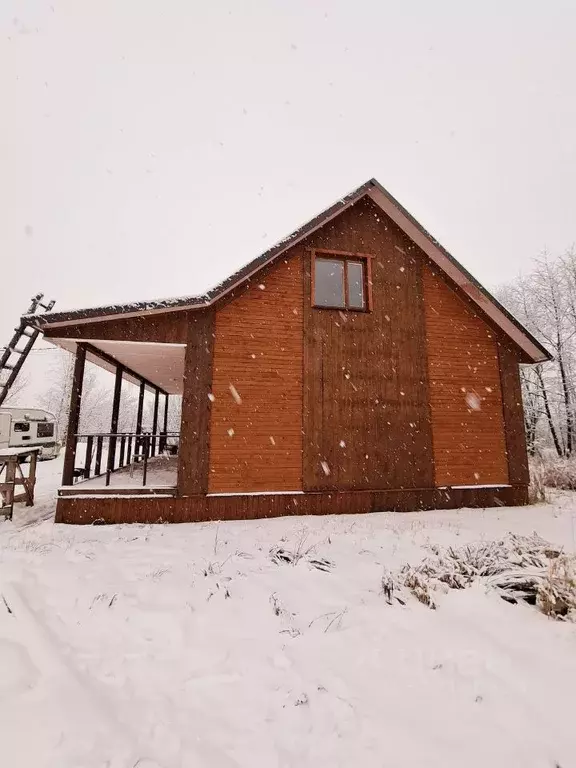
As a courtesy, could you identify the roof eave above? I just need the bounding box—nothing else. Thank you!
[23,177,551,364]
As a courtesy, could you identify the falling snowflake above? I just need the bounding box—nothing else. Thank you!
[465,392,482,411]
[320,461,331,476]
[227,428,235,437]
[339,440,346,448]
[229,384,242,404]
[207,393,216,402]
[258,284,266,290]
[269,436,276,446]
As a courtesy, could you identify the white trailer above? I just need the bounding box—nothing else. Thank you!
[0,407,61,460]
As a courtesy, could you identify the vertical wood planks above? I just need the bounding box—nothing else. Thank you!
[55,484,529,525]
[178,310,215,495]
[498,342,530,484]
[302,198,434,491]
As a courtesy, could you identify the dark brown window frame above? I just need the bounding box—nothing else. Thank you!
[310,248,374,312]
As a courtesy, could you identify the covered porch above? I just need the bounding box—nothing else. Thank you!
[54,338,185,497]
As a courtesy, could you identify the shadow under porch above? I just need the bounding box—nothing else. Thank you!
[55,339,184,497]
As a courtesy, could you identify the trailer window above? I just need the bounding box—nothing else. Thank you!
[37,422,54,438]
[14,422,30,433]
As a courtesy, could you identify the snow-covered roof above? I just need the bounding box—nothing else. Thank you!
[25,178,551,363]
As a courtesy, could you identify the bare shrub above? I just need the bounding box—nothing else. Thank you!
[538,458,576,490]
[537,555,576,619]
[395,534,576,620]
[528,461,548,503]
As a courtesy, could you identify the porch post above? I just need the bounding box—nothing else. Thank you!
[62,343,86,486]
[163,393,169,432]
[151,388,159,456]
[178,311,214,495]
[135,379,145,459]
[106,364,123,484]
[159,392,169,453]
[136,380,145,433]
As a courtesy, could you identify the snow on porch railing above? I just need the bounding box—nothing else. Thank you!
[69,431,180,487]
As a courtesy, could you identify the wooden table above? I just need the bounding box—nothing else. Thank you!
[0,447,39,520]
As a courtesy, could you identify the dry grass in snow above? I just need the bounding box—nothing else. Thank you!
[1,469,576,767]
[397,532,576,617]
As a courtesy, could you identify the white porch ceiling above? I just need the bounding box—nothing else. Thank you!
[50,338,186,394]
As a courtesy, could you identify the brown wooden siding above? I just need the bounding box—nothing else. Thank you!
[178,310,215,495]
[208,257,304,492]
[55,484,528,525]
[498,342,530,484]
[302,197,434,491]
[423,265,509,486]
[43,310,190,344]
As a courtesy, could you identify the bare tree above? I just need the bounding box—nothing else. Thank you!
[39,352,110,440]
[497,248,576,459]
[532,255,575,454]
[1,372,31,406]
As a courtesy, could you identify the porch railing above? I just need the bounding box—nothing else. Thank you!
[69,431,180,487]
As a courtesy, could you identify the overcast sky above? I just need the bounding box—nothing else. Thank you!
[2,0,575,353]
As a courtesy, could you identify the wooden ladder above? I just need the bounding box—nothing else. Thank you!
[0,294,55,407]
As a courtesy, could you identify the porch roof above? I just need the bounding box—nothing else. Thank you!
[51,338,185,394]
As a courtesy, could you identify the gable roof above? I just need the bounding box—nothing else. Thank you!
[26,178,550,363]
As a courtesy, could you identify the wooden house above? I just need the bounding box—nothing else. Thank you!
[28,179,550,524]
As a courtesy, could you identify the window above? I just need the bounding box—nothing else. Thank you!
[312,251,371,311]
[37,422,54,438]
[13,422,30,433]
[347,261,365,309]
[315,258,345,307]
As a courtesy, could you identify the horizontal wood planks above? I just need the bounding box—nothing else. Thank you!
[302,197,434,491]
[423,266,509,486]
[44,310,191,344]
[208,257,304,492]
[55,484,529,524]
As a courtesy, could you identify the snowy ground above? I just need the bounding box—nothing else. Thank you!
[1,461,576,767]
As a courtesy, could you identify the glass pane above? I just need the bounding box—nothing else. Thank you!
[314,258,345,307]
[347,261,365,309]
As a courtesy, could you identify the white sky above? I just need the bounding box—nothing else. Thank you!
[2,0,575,353]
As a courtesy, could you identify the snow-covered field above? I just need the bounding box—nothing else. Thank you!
[1,460,576,767]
